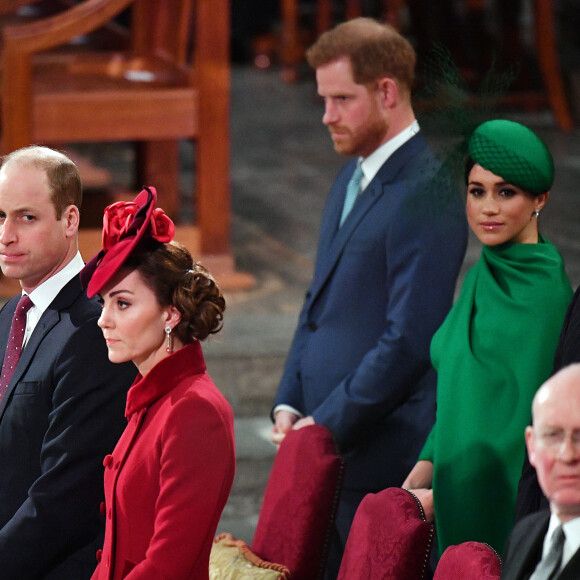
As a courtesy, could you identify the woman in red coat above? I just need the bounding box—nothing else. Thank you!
[85,187,235,580]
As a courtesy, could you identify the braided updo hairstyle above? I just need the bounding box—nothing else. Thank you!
[124,239,225,343]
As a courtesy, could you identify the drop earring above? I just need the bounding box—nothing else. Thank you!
[165,326,173,354]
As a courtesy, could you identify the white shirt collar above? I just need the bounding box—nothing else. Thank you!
[22,252,85,343]
[544,513,580,571]
[358,120,420,191]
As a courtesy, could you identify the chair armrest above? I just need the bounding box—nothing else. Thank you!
[2,0,133,55]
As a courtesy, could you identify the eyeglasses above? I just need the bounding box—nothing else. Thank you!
[534,428,580,455]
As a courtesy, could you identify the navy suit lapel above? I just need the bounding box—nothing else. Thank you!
[316,159,356,257]
[309,132,427,308]
[0,276,82,417]
[0,298,18,353]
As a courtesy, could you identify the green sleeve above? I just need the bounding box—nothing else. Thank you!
[418,424,435,462]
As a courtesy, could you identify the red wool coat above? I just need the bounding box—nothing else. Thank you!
[91,341,236,580]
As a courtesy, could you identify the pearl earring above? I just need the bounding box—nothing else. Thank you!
[532,209,540,218]
[165,326,173,354]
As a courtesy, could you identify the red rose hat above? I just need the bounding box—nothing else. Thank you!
[82,187,175,297]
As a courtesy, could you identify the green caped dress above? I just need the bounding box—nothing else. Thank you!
[419,236,573,556]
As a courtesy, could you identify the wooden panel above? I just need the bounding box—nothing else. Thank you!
[195,0,231,255]
[33,88,197,141]
[0,0,241,279]
[136,141,180,218]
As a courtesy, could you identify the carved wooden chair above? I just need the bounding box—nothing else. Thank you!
[0,0,247,294]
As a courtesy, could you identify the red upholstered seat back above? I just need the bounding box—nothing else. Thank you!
[337,487,434,580]
[433,541,501,579]
[251,425,344,580]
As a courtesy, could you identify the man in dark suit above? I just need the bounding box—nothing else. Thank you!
[270,18,467,578]
[502,364,580,580]
[0,146,136,578]
[515,287,580,522]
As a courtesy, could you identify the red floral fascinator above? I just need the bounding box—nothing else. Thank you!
[82,187,175,298]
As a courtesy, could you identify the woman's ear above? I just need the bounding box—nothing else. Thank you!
[535,192,550,212]
[165,305,182,329]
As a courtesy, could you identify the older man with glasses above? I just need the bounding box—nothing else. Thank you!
[501,363,580,579]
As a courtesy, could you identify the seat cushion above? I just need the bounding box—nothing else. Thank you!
[210,534,291,579]
[433,541,501,579]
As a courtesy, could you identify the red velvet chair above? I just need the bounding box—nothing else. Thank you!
[337,487,435,580]
[252,424,345,580]
[433,541,502,580]
[210,424,345,580]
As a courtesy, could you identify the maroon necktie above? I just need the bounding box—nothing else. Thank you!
[0,295,34,401]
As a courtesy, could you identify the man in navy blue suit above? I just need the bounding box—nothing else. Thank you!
[271,18,468,578]
[0,146,136,578]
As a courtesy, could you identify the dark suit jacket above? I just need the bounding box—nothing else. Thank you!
[501,510,580,579]
[515,286,580,522]
[0,275,136,579]
[275,132,468,491]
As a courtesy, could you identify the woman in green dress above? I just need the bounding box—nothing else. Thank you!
[402,119,573,557]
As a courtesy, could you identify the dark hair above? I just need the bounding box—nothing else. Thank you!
[465,157,476,186]
[124,240,225,343]
[306,17,416,92]
[465,157,545,198]
[1,145,83,217]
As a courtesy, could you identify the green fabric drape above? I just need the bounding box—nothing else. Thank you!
[420,236,573,556]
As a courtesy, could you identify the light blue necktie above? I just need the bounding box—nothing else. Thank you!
[339,163,364,226]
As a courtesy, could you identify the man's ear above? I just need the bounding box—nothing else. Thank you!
[376,77,399,109]
[63,205,80,237]
[525,425,537,467]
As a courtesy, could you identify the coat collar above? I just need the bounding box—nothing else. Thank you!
[125,341,206,417]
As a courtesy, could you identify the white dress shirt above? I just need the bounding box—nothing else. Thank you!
[358,119,420,192]
[22,252,85,348]
[542,513,580,572]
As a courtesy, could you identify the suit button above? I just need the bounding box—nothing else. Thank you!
[103,455,113,468]
[96,549,102,563]
[99,502,106,515]
[307,321,318,331]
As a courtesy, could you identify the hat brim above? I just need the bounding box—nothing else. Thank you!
[84,187,158,298]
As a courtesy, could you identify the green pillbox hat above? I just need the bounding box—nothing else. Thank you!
[468,119,554,195]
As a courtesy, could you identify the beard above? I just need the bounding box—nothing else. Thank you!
[329,115,388,157]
